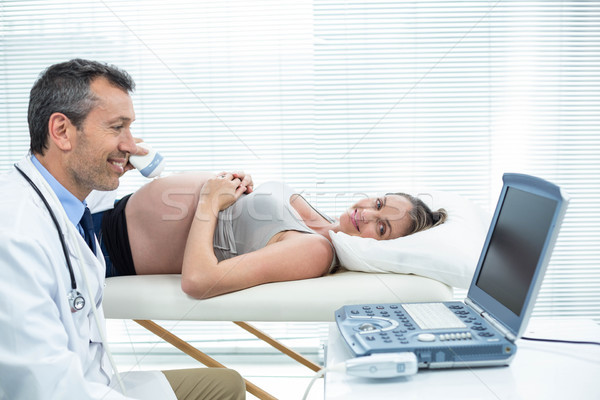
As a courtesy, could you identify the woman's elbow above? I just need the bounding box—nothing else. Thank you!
[181,273,202,298]
[181,271,216,299]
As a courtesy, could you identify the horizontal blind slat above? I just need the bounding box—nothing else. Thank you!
[1,0,598,324]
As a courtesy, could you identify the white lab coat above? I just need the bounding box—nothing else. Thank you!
[0,156,175,400]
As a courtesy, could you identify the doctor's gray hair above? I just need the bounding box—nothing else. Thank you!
[28,58,135,155]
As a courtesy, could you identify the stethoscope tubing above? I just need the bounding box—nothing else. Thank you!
[14,164,78,291]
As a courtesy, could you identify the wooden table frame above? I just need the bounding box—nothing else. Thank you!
[134,319,321,400]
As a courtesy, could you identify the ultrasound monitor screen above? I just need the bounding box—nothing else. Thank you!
[475,187,557,316]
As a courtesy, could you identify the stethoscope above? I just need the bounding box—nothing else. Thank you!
[14,163,129,393]
[14,164,86,313]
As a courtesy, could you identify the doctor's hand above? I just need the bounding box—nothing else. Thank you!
[124,138,150,173]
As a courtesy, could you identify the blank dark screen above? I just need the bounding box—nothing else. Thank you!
[476,187,557,316]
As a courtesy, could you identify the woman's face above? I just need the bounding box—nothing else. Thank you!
[338,194,413,240]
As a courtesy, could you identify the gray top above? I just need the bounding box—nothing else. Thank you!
[213,181,337,271]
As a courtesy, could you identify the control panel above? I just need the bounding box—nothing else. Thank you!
[335,302,516,368]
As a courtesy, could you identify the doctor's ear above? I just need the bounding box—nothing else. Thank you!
[47,112,77,152]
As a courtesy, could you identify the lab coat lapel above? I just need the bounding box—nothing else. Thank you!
[14,157,103,263]
[14,156,107,312]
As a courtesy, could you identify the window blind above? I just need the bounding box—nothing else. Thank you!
[1,0,598,321]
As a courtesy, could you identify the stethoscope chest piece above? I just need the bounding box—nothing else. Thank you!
[68,289,86,312]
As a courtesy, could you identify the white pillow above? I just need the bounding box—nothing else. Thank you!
[330,190,490,289]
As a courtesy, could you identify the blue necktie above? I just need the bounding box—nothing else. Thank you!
[79,206,97,255]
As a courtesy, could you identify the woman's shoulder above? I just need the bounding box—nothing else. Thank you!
[279,231,335,276]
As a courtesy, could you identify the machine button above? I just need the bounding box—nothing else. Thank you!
[417,333,436,342]
[359,323,377,332]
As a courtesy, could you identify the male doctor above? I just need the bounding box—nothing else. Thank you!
[0,59,245,399]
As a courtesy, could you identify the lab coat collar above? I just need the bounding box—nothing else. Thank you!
[30,154,86,229]
[14,156,91,262]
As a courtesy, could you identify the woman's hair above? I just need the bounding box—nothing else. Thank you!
[390,192,448,235]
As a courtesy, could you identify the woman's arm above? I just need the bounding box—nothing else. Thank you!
[180,177,334,298]
[181,231,334,299]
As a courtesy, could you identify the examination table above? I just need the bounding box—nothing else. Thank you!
[104,271,452,399]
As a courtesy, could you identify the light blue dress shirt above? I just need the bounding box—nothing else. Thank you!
[30,154,87,235]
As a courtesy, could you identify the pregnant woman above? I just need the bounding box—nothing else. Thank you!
[96,172,447,298]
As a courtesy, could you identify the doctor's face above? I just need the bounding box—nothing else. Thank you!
[338,194,414,240]
[66,77,137,199]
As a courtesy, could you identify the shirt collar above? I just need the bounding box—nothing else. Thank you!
[30,154,86,227]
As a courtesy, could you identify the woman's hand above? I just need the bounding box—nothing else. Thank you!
[199,173,246,213]
[216,170,254,194]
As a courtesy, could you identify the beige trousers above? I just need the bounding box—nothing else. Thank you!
[162,368,246,400]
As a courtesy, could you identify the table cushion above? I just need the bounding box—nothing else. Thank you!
[104,271,453,322]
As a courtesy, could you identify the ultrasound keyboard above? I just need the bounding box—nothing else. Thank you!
[335,302,516,368]
[403,303,466,330]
